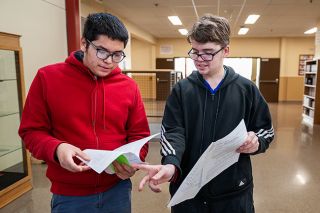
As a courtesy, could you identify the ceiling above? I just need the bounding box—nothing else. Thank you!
[97,0,320,39]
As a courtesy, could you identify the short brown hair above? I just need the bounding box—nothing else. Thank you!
[187,14,230,46]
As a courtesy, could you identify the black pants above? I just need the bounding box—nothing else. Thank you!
[171,187,254,213]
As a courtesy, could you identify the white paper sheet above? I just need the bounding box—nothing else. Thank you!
[168,120,247,207]
[79,133,159,174]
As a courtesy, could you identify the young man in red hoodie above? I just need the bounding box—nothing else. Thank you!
[19,13,150,212]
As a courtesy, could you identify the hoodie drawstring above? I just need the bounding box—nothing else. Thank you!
[212,91,221,141]
[91,76,98,134]
[102,79,106,130]
[91,77,107,132]
[200,92,208,155]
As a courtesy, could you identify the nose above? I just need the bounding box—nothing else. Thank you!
[103,55,113,63]
[195,54,205,62]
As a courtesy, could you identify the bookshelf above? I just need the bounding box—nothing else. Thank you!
[298,54,314,75]
[302,59,320,125]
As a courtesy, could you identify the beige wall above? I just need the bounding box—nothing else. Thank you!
[156,38,190,58]
[0,0,68,92]
[131,38,155,70]
[0,0,67,169]
[278,37,314,101]
[81,0,157,70]
[230,38,281,58]
[280,37,314,77]
[81,0,106,15]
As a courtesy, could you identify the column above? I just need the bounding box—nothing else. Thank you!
[65,0,80,55]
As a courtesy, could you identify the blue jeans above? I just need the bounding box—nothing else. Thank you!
[51,179,132,213]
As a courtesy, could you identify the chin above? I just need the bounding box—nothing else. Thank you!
[198,69,209,74]
[98,72,111,77]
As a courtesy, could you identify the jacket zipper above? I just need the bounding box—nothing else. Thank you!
[92,76,100,191]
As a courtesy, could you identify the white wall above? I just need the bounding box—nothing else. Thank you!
[0,0,68,92]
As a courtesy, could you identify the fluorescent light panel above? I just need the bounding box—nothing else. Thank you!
[168,16,182,25]
[245,14,260,24]
[238,27,249,35]
[178,29,188,35]
[304,27,317,34]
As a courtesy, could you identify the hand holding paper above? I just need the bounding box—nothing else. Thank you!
[78,133,159,174]
[167,119,247,207]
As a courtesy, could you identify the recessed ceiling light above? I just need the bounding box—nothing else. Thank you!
[168,16,182,25]
[304,27,317,34]
[238,27,249,35]
[178,29,188,35]
[245,15,260,24]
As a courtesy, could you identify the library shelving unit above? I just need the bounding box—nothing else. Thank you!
[302,59,320,125]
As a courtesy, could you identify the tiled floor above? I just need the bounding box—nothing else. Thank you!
[1,102,320,213]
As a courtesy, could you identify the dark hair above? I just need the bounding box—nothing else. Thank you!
[187,14,230,46]
[83,13,129,48]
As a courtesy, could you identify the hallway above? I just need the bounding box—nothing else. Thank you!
[1,102,320,213]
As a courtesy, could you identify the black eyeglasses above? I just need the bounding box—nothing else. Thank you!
[188,46,225,61]
[86,39,126,63]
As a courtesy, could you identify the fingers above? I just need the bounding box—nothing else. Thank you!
[113,161,136,180]
[152,168,169,184]
[148,181,162,193]
[131,163,154,172]
[62,158,84,172]
[75,150,91,162]
[137,175,161,193]
[56,143,91,172]
[237,132,259,153]
[77,165,91,172]
[138,175,150,191]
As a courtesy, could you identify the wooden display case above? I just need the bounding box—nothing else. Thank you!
[302,59,320,125]
[0,32,32,208]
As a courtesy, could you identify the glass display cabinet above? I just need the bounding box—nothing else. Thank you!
[0,32,32,208]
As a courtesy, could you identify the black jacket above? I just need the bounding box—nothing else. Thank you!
[160,66,274,202]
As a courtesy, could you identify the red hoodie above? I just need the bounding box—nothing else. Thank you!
[19,51,150,195]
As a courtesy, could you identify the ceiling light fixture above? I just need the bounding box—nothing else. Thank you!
[245,15,260,24]
[178,29,188,35]
[168,16,182,25]
[238,27,249,35]
[304,27,317,34]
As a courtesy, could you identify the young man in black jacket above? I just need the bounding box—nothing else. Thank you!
[133,14,274,213]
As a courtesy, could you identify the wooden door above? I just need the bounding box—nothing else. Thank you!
[156,72,171,100]
[259,58,280,102]
[156,58,174,69]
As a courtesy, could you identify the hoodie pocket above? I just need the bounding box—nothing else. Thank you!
[207,155,253,197]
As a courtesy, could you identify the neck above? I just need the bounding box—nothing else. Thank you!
[203,67,225,87]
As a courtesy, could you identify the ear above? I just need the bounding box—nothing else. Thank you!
[223,45,230,57]
[80,38,87,52]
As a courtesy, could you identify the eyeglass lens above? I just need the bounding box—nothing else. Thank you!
[189,47,224,61]
[87,40,125,62]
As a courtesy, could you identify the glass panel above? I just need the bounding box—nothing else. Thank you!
[0,50,26,191]
[174,57,186,78]
[186,58,196,77]
[224,58,253,80]
[0,50,17,80]
[0,80,20,116]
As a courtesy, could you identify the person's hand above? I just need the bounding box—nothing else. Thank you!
[236,131,259,153]
[131,163,175,193]
[113,161,136,180]
[56,143,91,172]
